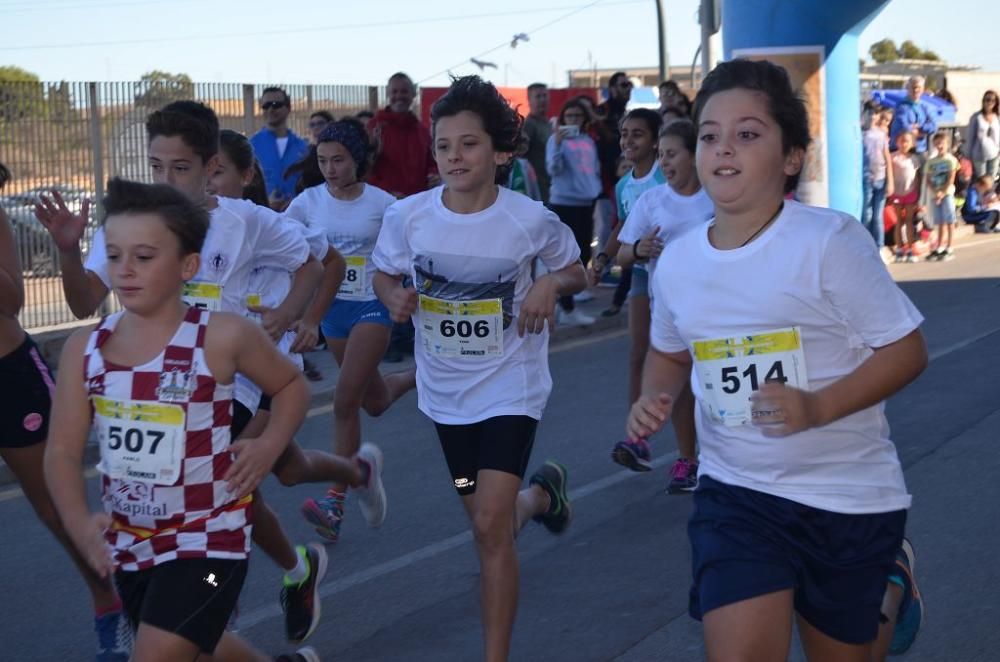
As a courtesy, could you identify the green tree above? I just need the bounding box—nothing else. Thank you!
[869,39,898,63]
[134,70,194,109]
[897,40,924,60]
[0,65,45,123]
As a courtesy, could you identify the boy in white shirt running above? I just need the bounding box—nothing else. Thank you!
[372,76,585,662]
[627,59,926,660]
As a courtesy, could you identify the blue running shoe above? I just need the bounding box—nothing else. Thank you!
[889,538,923,655]
[95,609,131,661]
[611,438,652,472]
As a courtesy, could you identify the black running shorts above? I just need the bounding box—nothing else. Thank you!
[115,558,247,654]
[0,334,54,449]
[434,415,538,495]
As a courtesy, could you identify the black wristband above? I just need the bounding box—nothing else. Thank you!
[633,239,647,261]
[595,252,610,263]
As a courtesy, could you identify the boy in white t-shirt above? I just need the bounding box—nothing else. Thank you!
[372,76,585,662]
[627,59,927,659]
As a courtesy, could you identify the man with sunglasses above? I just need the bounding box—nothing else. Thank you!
[251,86,310,210]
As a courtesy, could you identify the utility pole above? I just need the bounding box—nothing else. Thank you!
[655,0,669,81]
[699,0,722,78]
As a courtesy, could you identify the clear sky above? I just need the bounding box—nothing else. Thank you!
[0,0,993,87]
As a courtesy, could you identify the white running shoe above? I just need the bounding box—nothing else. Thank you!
[573,290,595,303]
[356,443,387,528]
[558,308,595,326]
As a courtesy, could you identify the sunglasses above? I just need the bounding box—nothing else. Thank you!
[261,101,287,110]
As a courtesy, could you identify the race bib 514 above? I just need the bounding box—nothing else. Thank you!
[693,327,808,427]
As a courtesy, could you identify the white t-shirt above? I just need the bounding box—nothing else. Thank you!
[86,196,311,408]
[617,185,714,278]
[649,200,923,514]
[285,183,396,301]
[372,186,580,425]
[276,136,289,159]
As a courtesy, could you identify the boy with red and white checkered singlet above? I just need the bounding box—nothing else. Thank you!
[45,178,311,662]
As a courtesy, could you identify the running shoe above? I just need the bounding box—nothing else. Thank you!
[274,646,321,662]
[529,461,572,534]
[893,249,905,263]
[356,443,387,528]
[558,308,595,326]
[280,544,328,643]
[665,458,699,494]
[925,248,943,261]
[95,609,132,662]
[573,290,595,303]
[301,489,346,542]
[941,248,955,261]
[889,538,923,655]
[905,250,918,263]
[611,438,652,472]
[600,304,622,317]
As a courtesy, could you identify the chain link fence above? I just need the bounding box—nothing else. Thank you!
[0,78,384,329]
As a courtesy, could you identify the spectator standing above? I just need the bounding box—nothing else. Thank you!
[523,83,553,201]
[594,72,633,255]
[251,86,310,210]
[889,76,937,156]
[862,109,895,252]
[923,131,959,260]
[658,80,692,117]
[546,99,602,325]
[307,110,335,144]
[366,72,437,198]
[965,90,1000,180]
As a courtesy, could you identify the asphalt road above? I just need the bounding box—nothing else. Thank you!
[2,234,999,661]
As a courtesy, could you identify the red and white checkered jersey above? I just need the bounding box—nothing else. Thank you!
[84,307,252,571]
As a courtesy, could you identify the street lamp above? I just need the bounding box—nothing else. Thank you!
[655,0,669,82]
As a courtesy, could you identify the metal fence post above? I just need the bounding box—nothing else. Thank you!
[87,82,105,221]
[306,85,314,113]
[368,86,379,112]
[243,84,256,136]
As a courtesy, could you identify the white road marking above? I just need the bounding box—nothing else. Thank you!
[235,452,679,631]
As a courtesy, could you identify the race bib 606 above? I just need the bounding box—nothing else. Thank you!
[419,294,503,358]
[93,396,186,485]
[693,327,808,427]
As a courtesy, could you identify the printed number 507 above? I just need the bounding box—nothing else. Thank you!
[107,425,165,454]
[720,361,788,394]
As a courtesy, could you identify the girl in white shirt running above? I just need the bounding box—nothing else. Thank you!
[627,59,927,660]
[283,119,417,544]
[372,76,586,662]
[608,119,714,494]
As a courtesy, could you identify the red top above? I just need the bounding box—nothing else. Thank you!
[367,109,437,198]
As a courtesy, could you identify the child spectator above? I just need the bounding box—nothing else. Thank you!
[923,131,959,260]
[862,109,895,252]
[962,174,1000,232]
[888,132,921,262]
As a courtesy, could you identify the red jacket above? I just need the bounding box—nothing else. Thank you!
[367,109,437,197]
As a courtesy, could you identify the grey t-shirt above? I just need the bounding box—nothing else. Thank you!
[523,115,552,202]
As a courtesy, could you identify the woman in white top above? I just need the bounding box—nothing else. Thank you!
[284,120,416,543]
[966,90,1000,180]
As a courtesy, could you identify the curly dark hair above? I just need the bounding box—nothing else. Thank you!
[694,59,810,193]
[317,117,374,179]
[431,75,522,153]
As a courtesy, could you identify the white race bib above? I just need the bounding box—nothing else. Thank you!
[183,281,223,311]
[693,327,808,427]
[94,396,186,485]
[339,256,366,298]
[419,294,503,358]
